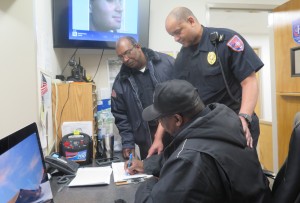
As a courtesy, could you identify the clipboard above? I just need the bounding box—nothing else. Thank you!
[112,162,152,185]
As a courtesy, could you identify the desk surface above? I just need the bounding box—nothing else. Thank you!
[51,175,139,203]
[50,155,139,203]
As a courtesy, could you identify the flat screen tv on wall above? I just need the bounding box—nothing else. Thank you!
[52,0,150,49]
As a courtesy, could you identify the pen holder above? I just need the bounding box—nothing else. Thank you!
[103,134,114,159]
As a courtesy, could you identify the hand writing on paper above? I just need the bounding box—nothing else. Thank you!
[124,158,144,175]
[127,153,133,168]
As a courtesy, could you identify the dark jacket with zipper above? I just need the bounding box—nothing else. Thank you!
[111,48,174,153]
[135,103,271,203]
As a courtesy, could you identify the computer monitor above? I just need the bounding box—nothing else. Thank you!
[52,0,150,49]
[0,123,53,203]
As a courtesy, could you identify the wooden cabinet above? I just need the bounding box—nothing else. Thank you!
[273,0,300,166]
[52,82,97,151]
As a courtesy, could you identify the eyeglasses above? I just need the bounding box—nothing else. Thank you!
[118,46,135,60]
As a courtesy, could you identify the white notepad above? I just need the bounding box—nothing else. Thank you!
[112,162,152,184]
[68,166,112,187]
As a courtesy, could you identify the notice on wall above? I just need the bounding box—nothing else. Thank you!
[62,121,93,137]
[40,72,53,152]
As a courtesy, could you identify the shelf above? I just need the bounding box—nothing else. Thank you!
[277,92,300,97]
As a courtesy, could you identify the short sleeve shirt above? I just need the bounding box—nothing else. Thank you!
[174,26,264,112]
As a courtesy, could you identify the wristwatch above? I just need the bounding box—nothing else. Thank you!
[238,113,252,125]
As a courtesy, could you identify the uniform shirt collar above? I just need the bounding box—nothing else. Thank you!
[197,26,210,52]
[186,26,210,56]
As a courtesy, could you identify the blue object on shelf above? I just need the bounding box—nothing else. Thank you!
[97,99,111,111]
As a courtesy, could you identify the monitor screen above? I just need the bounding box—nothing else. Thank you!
[52,0,150,49]
[0,123,53,203]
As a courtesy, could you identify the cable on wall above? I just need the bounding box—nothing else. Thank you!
[54,82,71,151]
[92,49,104,81]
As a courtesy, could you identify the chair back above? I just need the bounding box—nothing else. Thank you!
[272,112,300,203]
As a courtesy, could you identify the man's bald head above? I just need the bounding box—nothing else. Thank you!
[165,7,202,47]
[116,36,137,49]
[166,7,198,24]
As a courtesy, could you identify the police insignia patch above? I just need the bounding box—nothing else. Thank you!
[292,18,300,44]
[227,35,244,52]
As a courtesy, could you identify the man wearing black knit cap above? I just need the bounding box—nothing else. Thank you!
[125,79,271,203]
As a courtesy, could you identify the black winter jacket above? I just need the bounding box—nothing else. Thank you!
[111,48,174,150]
[135,103,271,203]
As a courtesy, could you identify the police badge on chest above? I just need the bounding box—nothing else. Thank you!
[207,52,216,65]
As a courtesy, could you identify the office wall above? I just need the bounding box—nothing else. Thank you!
[35,0,62,77]
[149,0,288,51]
[57,0,287,95]
[245,34,272,121]
[39,0,289,150]
[0,0,289,141]
[0,0,38,138]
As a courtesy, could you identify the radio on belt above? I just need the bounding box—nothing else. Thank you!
[59,130,93,165]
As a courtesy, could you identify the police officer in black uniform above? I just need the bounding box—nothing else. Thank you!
[148,7,262,156]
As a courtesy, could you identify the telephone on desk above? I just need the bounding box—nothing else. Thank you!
[45,152,79,175]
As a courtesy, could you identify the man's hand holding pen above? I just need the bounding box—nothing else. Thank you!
[125,154,144,175]
[127,153,133,168]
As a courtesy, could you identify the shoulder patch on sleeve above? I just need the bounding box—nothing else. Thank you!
[227,35,244,52]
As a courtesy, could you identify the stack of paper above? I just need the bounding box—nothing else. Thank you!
[68,166,112,187]
[112,162,152,185]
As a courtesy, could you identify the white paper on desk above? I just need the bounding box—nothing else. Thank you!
[112,162,152,183]
[68,167,112,187]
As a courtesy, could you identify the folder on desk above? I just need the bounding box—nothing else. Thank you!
[112,162,152,185]
[68,166,112,187]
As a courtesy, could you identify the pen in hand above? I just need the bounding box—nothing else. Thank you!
[127,153,133,168]
[125,153,133,176]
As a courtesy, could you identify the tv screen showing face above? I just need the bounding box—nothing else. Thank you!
[52,0,150,49]
[0,123,53,203]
